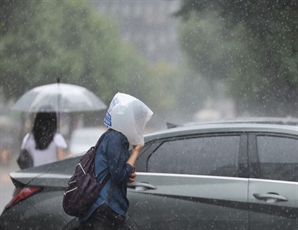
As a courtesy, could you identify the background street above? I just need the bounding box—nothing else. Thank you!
[0,158,19,213]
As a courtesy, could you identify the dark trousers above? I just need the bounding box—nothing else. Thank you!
[75,204,131,230]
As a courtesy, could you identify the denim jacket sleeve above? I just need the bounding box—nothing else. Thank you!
[105,131,133,184]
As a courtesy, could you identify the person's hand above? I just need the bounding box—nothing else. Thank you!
[127,145,143,169]
[132,144,143,152]
[128,172,137,183]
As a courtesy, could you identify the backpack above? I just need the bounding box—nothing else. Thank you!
[62,130,112,217]
[17,133,33,169]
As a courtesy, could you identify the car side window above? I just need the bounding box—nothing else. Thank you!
[257,136,298,182]
[148,135,240,177]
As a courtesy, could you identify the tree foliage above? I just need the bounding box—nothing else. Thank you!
[0,0,155,107]
[176,0,298,116]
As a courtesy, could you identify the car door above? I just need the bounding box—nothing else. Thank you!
[248,134,298,229]
[127,133,249,230]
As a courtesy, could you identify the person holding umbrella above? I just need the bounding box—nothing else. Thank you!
[20,108,67,167]
[12,81,107,168]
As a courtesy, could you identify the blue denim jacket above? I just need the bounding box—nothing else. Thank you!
[78,130,133,222]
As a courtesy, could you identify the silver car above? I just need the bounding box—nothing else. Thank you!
[0,118,297,229]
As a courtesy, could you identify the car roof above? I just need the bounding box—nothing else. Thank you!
[166,117,298,127]
[144,117,298,142]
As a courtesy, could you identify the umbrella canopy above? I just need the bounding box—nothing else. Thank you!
[11,83,107,113]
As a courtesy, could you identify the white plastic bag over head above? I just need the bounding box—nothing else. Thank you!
[103,93,153,145]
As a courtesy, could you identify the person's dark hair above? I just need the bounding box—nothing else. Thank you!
[32,112,57,150]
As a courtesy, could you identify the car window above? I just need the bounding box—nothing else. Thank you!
[257,136,298,182]
[135,142,161,172]
[148,135,240,177]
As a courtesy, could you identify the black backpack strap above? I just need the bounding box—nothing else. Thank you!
[102,172,111,186]
[108,180,115,202]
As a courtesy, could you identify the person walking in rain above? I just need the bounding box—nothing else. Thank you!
[20,110,67,167]
[75,93,153,230]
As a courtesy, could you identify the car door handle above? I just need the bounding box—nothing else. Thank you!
[127,182,157,191]
[253,192,288,203]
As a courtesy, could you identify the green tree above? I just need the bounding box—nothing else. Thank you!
[176,0,298,116]
[0,0,155,106]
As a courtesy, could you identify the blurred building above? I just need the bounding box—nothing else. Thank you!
[94,0,182,64]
